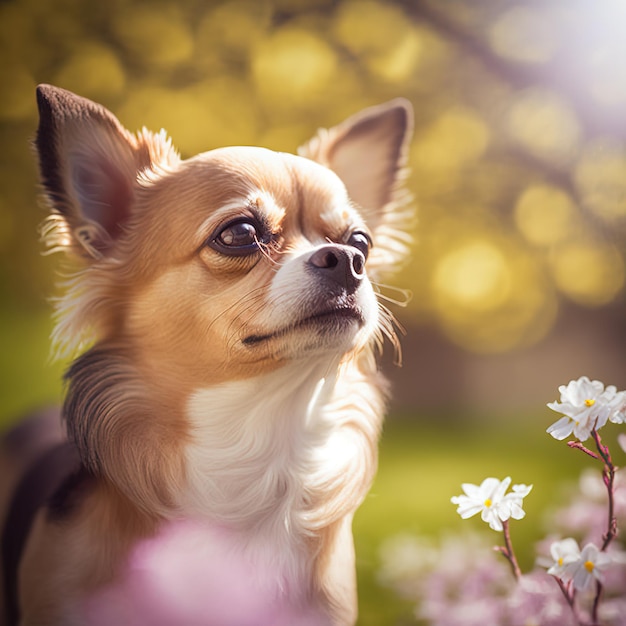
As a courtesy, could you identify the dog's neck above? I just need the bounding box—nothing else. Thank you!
[179,357,342,527]
[63,340,384,535]
[64,343,383,525]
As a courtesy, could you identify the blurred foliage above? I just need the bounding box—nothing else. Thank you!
[1,0,626,358]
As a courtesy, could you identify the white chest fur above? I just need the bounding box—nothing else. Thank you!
[180,362,347,607]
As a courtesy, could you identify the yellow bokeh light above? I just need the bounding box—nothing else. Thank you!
[433,241,512,313]
[550,241,625,307]
[429,237,557,353]
[0,4,36,66]
[514,184,576,246]
[333,1,411,56]
[575,138,626,220]
[54,43,126,100]
[197,2,271,60]
[333,1,422,83]
[507,88,581,164]
[251,28,338,107]
[0,65,35,121]
[489,6,556,64]
[369,30,423,83]
[413,107,489,173]
[117,79,257,156]
[113,5,193,69]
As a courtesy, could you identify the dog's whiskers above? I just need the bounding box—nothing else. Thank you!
[371,281,413,307]
[255,237,282,267]
[376,302,405,366]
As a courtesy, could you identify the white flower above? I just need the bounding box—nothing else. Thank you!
[563,543,613,591]
[451,477,533,532]
[546,376,626,441]
[546,538,581,579]
[505,483,533,521]
[613,397,626,425]
[618,433,626,454]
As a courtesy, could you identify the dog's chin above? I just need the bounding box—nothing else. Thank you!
[241,308,368,359]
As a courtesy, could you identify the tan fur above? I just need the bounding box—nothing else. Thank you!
[1,85,413,626]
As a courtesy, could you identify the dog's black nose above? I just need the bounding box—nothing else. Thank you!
[307,245,365,293]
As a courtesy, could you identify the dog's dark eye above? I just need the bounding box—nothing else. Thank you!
[208,218,266,256]
[347,231,372,261]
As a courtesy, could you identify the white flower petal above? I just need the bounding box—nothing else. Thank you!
[482,508,503,531]
[460,483,482,499]
[571,564,593,591]
[547,400,572,414]
[511,483,533,497]
[508,503,526,520]
[610,410,626,425]
[495,501,512,522]
[546,416,574,440]
[572,421,594,441]
[455,502,484,519]
[480,477,503,496]
[594,551,613,571]
[492,476,511,501]
[550,538,580,562]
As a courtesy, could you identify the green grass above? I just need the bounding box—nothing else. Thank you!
[0,308,601,625]
[0,306,66,427]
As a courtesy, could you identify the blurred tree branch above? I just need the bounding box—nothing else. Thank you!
[400,0,626,137]
[399,0,625,239]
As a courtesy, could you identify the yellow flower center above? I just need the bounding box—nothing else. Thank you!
[584,398,595,407]
[558,557,564,566]
[484,498,492,508]
[584,560,595,573]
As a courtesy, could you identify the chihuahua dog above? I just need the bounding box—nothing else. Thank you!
[0,85,413,625]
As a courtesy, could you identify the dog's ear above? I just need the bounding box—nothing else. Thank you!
[35,84,179,259]
[299,99,414,275]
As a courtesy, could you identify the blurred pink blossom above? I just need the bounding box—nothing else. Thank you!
[82,520,328,626]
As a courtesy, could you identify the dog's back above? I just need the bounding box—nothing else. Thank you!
[0,410,71,625]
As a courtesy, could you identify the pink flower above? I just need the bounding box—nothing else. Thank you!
[81,520,329,626]
[508,571,576,626]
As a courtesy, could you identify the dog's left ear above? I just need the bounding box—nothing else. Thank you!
[35,84,179,259]
[299,99,414,275]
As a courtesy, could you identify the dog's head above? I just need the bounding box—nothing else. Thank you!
[36,86,413,388]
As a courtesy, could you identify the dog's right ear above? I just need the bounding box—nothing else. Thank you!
[35,84,179,259]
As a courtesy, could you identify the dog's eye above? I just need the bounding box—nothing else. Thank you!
[347,231,372,261]
[208,218,266,256]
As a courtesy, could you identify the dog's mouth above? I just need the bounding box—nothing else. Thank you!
[242,306,365,346]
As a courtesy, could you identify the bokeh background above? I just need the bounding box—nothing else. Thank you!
[1,0,625,624]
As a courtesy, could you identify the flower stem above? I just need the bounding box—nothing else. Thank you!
[591,580,604,626]
[554,578,586,626]
[589,429,616,626]
[567,440,600,460]
[497,520,522,580]
[590,429,617,551]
